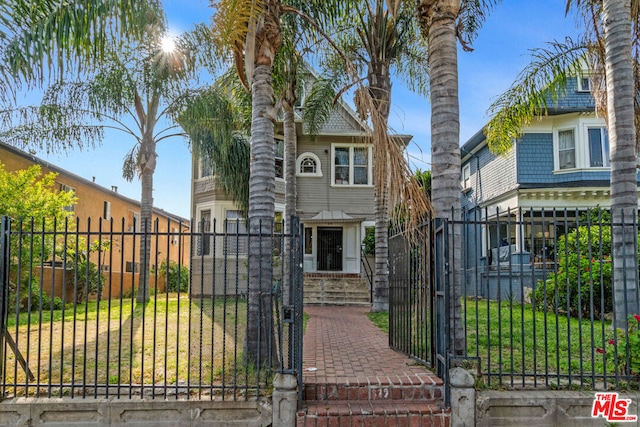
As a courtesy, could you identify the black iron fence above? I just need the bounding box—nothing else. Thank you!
[0,215,303,401]
[390,207,640,392]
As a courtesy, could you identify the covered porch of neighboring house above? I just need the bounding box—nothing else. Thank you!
[462,204,591,302]
[300,210,373,306]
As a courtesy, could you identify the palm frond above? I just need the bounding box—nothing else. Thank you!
[458,0,500,50]
[302,74,341,137]
[2,0,165,87]
[485,38,589,155]
[210,0,263,60]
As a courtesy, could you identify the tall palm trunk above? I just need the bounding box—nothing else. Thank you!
[603,0,639,329]
[420,0,465,353]
[136,93,160,304]
[246,63,278,365]
[136,134,157,303]
[283,93,297,306]
[370,69,392,312]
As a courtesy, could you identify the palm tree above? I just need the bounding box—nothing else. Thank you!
[1,24,198,303]
[0,0,162,104]
[484,0,640,328]
[304,0,431,312]
[416,0,497,353]
[600,0,638,329]
[211,0,345,365]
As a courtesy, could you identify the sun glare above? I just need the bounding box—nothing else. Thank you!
[161,36,176,53]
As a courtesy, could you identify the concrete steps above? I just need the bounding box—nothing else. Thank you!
[303,275,371,306]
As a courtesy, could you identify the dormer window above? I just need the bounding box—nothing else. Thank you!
[296,152,323,177]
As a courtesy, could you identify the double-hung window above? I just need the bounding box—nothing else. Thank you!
[558,129,576,170]
[197,209,212,256]
[332,144,372,186]
[588,127,610,167]
[225,210,248,254]
[275,139,284,179]
[461,164,471,190]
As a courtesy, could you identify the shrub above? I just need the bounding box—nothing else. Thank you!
[9,277,63,313]
[153,260,189,293]
[534,251,612,319]
[70,258,105,302]
[534,219,639,319]
[363,227,375,255]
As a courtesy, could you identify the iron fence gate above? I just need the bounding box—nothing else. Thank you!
[388,218,435,368]
[0,215,304,401]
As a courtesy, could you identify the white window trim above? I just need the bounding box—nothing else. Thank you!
[555,126,577,171]
[577,74,591,92]
[330,144,373,187]
[461,164,471,190]
[196,158,213,180]
[296,152,323,177]
[553,116,610,173]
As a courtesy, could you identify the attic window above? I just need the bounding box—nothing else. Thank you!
[577,75,591,92]
[296,152,323,177]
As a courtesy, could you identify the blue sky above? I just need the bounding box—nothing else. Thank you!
[23,1,582,219]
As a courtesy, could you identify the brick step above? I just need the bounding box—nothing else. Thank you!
[296,400,450,426]
[303,380,443,402]
[303,290,371,305]
[303,294,370,303]
[304,289,370,297]
[304,280,369,291]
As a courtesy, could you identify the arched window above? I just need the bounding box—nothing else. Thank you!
[296,153,323,177]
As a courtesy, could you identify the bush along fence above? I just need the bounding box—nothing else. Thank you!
[0,215,303,401]
[389,207,640,393]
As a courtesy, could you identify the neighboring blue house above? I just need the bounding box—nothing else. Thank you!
[459,75,640,299]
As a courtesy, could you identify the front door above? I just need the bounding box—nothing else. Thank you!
[317,227,343,271]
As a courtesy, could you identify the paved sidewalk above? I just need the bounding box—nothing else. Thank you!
[302,305,441,387]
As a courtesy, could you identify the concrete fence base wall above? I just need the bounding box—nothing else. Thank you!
[477,390,640,426]
[0,397,272,427]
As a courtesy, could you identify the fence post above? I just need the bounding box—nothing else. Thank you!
[272,373,298,427]
[449,367,475,426]
[0,217,9,395]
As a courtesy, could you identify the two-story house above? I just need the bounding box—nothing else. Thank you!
[460,74,640,299]
[191,98,410,304]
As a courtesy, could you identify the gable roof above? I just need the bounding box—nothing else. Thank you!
[0,141,189,223]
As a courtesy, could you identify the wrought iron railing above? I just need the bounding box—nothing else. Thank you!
[389,207,640,392]
[0,215,303,400]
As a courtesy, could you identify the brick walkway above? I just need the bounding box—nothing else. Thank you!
[298,305,448,426]
[302,305,441,386]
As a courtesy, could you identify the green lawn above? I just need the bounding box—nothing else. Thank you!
[369,300,630,389]
[3,295,250,396]
[463,298,619,387]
